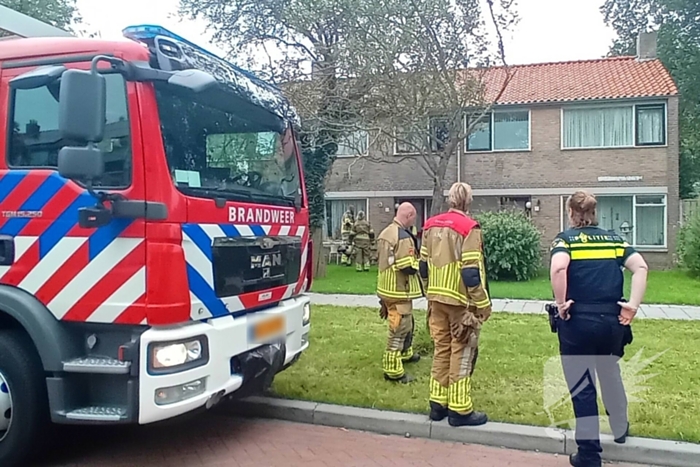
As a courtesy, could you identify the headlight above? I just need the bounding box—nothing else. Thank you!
[149,336,209,374]
[303,303,310,325]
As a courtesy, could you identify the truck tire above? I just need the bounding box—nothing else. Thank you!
[0,330,50,467]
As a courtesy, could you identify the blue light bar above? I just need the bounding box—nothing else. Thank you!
[121,24,277,91]
[122,24,214,58]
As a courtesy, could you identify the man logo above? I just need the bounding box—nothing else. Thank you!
[250,252,282,270]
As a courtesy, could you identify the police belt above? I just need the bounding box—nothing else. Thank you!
[570,302,621,315]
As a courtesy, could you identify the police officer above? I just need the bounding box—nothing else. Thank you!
[377,202,422,383]
[550,190,648,467]
[351,211,373,272]
[340,209,355,266]
[419,182,490,427]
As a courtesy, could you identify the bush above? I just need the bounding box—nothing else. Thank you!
[677,211,700,277]
[474,211,542,282]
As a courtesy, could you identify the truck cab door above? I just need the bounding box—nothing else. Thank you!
[0,60,147,324]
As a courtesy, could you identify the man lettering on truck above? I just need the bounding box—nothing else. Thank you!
[0,22,312,467]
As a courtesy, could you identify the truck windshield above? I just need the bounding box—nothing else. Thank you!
[154,82,302,208]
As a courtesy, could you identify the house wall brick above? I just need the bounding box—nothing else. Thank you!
[325,98,680,269]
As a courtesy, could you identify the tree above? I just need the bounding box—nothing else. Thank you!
[179,0,517,277]
[178,0,362,278]
[331,0,517,215]
[0,0,81,33]
[601,0,700,198]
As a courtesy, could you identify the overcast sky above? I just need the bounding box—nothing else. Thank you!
[76,0,618,66]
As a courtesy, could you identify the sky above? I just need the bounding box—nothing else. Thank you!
[75,0,618,67]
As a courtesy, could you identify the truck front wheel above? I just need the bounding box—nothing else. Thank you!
[0,330,50,467]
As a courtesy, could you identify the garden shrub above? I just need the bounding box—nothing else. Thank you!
[677,211,700,277]
[474,211,542,282]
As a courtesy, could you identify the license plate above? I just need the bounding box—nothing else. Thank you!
[251,315,285,343]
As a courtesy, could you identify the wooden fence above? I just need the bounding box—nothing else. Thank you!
[681,198,699,223]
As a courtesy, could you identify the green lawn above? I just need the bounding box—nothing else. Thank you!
[311,264,700,306]
[272,305,700,443]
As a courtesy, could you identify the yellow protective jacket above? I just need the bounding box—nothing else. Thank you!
[376,220,423,302]
[420,210,491,314]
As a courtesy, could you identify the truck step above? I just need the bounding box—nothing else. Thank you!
[62,357,131,374]
[65,406,127,422]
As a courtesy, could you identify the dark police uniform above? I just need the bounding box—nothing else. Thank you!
[550,227,635,467]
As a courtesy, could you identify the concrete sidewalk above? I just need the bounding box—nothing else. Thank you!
[228,397,699,467]
[308,293,700,320]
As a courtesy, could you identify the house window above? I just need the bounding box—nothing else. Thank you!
[336,130,369,157]
[325,199,368,239]
[636,104,666,146]
[394,128,424,154]
[560,194,666,248]
[562,103,666,149]
[465,110,530,152]
[394,117,449,154]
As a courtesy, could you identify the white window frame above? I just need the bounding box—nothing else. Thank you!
[464,109,532,153]
[559,193,667,249]
[324,198,370,240]
[335,130,370,158]
[560,101,668,150]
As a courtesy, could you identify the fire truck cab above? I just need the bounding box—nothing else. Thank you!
[0,22,312,466]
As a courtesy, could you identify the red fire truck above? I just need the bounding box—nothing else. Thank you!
[0,20,312,467]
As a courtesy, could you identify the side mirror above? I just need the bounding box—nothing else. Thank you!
[167,69,218,93]
[58,68,107,142]
[10,65,66,90]
[57,146,104,181]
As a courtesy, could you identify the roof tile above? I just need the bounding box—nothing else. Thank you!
[476,56,678,105]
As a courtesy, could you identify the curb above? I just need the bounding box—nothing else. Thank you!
[225,396,700,467]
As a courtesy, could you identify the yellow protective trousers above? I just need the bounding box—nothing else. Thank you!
[381,300,415,379]
[428,301,481,415]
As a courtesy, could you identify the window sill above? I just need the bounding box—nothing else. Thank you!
[634,247,668,253]
[560,145,668,151]
[464,148,532,155]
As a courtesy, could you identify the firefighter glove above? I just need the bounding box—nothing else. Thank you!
[379,301,388,320]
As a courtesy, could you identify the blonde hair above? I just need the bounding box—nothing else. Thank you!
[448,182,473,212]
[567,191,598,228]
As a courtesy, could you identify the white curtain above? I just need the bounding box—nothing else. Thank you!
[636,107,664,144]
[597,196,634,242]
[563,107,633,148]
[325,200,366,239]
[635,196,665,246]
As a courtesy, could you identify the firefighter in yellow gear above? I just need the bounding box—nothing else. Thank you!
[377,202,423,383]
[340,209,355,266]
[419,182,491,427]
[350,211,373,272]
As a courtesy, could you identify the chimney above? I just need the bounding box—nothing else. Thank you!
[636,30,658,61]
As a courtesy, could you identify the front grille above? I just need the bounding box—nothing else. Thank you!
[212,236,302,297]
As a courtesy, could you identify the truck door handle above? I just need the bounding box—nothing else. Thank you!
[0,235,15,266]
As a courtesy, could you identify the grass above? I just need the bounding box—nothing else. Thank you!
[311,264,700,306]
[272,305,700,443]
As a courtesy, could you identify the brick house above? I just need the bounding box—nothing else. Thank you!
[323,33,680,269]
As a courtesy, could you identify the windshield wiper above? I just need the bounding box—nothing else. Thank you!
[178,185,296,208]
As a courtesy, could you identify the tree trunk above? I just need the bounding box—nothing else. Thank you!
[311,227,327,279]
[429,154,451,216]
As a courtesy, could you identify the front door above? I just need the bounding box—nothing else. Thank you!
[0,60,147,324]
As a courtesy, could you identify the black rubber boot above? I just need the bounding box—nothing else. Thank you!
[429,402,448,422]
[614,422,630,444]
[447,409,488,427]
[569,452,602,467]
[403,354,421,364]
[384,374,415,384]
